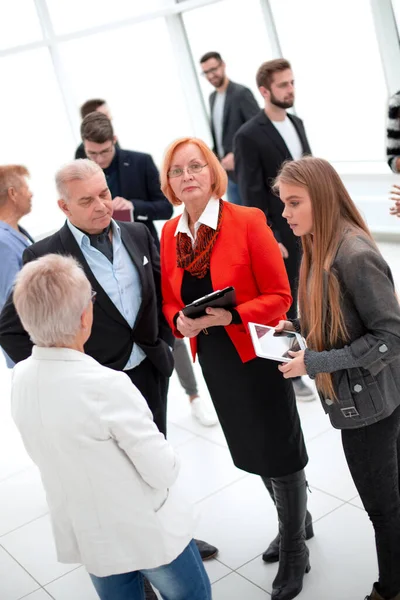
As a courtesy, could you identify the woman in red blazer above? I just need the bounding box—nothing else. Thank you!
[160,138,311,600]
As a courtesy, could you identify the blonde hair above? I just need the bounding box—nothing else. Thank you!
[0,165,30,207]
[13,254,91,348]
[55,159,102,201]
[160,137,228,206]
[274,157,374,399]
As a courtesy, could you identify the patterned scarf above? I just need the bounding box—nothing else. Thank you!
[176,199,224,279]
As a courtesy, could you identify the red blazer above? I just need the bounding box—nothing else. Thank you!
[161,201,292,363]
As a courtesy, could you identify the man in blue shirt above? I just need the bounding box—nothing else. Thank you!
[0,165,34,367]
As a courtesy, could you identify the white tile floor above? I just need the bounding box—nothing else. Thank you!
[0,240,398,600]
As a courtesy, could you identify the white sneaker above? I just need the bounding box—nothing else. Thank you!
[293,378,316,402]
[190,397,218,427]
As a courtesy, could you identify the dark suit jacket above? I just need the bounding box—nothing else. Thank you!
[117,149,172,248]
[0,221,174,377]
[234,110,311,319]
[234,110,311,244]
[74,146,172,248]
[209,81,259,181]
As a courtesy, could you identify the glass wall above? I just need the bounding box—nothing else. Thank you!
[0,0,397,237]
[270,0,388,162]
[59,18,193,165]
[183,0,269,110]
[0,49,75,237]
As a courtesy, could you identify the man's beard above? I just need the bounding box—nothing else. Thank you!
[211,75,226,89]
[270,91,294,109]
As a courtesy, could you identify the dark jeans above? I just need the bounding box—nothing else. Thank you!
[342,404,400,598]
[227,179,242,205]
[125,358,168,437]
[90,539,212,600]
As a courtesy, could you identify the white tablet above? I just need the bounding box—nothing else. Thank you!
[248,322,306,363]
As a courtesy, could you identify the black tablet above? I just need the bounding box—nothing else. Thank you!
[182,286,236,318]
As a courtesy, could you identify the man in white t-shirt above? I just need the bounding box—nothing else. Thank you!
[234,59,315,403]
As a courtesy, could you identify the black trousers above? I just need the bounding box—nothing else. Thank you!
[125,358,168,437]
[341,404,400,598]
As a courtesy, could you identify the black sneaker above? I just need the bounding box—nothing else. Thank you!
[195,539,218,560]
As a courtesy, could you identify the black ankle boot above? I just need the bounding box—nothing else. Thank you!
[261,476,314,564]
[270,470,311,600]
[262,512,314,563]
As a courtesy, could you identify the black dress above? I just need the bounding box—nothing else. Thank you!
[181,270,308,478]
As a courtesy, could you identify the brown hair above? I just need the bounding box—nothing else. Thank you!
[256,58,292,90]
[160,137,227,206]
[0,165,30,206]
[200,51,222,64]
[274,156,374,399]
[80,112,114,143]
[80,98,106,120]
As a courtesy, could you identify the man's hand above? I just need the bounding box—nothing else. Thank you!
[278,350,307,378]
[389,184,400,217]
[278,243,289,259]
[221,152,235,171]
[113,196,133,210]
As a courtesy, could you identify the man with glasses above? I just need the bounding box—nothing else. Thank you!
[81,112,172,248]
[200,51,259,205]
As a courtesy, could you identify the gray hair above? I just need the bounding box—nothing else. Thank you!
[13,254,92,348]
[55,159,102,201]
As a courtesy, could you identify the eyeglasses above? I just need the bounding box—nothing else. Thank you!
[86,144,114,159]
[167,163,208,178]
[90,290,97,304]
[201,63,222,77]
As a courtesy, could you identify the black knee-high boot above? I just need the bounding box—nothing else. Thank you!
[261,476,314,563]
[270,470,311,600]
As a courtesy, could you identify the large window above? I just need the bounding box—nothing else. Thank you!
[183,0,269,110]
[0,0,42,51]
[0,49,75,237]
[59,18,193,165]
[270,0,388,162]
[45,0,176,35]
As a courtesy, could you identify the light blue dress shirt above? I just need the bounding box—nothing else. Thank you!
[0,221,33,368]
[67,219,145,370]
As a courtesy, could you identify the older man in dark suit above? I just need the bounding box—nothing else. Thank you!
[80,112,172,248]
[235,58,314,404]
[200,51,259,205]
[0,160,218,580]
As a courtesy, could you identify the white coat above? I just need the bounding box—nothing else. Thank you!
[11,346,195,577]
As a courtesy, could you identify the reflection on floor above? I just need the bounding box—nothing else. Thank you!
[1,241,398,600]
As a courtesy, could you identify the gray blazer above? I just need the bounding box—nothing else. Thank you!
[302,232,400,429]
[209,80,259,180]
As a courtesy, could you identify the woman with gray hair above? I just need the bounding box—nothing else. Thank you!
[11,254,211,600]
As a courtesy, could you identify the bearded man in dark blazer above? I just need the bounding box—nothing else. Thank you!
[234,58,314,403]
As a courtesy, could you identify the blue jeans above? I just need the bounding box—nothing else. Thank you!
[227,178,242,205]
[89,539,212,600]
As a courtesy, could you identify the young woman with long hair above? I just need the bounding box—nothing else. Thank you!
[274,156,400,600]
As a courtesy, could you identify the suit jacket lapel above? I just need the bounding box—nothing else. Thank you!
[119,224,148,323]
[222,81,234,133]
[59,223,129,329]
[288,114,310,154]
[258,111,293,159]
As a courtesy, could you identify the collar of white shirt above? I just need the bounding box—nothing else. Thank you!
[67,218,121,249]
[174,197,220,245]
